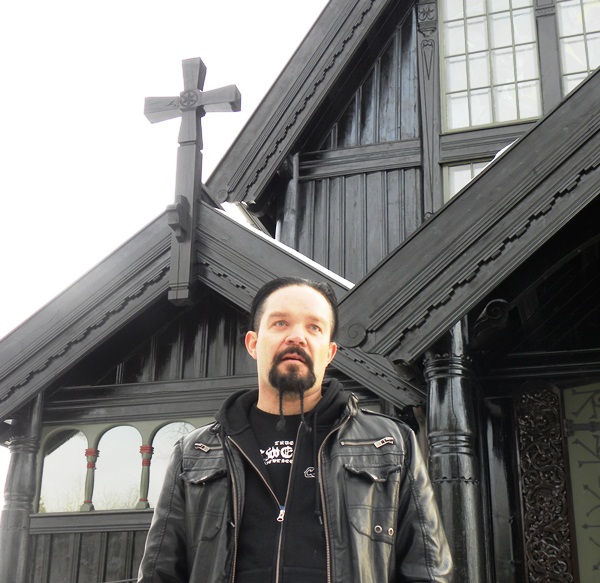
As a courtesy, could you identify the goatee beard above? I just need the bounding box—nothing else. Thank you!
[268,347,316,396]
[269,347,316,431]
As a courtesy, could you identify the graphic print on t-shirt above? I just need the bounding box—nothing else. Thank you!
[260,439,295,465]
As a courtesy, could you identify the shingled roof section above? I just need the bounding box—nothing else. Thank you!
[337,69,600,366]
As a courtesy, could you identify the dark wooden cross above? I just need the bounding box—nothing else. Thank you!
[145,57,241,305]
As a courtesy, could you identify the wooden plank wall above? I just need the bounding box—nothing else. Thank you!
[294,169,422,283]
[29,529,147,583]
[278,11,424,283]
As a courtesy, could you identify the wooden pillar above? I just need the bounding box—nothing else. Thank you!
[423,322,487,582]
[137,444,154,510]
[416,0,443,216]
[80,447,99,511]
[0,394,44,583]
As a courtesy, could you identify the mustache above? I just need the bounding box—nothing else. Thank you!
[273,346,314,369]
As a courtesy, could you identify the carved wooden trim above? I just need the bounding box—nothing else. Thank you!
[416,0,442,217]
[231,0,378,203]
[516,384,574,582]
[417,1,437,33]
[337,71,600,365]
[208,0,416,205]
[0,266,169,405]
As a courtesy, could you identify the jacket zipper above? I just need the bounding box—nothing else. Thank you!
[339,436,395,448]
[273,423,302,583]
[318,413,352,583]
[227,435,289,583]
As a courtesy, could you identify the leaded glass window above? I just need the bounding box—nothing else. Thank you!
[440,0,542,130]
[556,0,600,94]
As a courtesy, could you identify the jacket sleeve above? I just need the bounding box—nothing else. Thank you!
[137,439,189,583]
[395,427,453,582]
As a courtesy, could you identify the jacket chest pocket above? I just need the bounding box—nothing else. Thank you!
[181,464,228,542]
[344,462,402,544]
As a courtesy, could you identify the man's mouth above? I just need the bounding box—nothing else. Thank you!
[276,348,308,366]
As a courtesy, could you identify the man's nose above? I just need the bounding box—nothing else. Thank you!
[285,326,307,345]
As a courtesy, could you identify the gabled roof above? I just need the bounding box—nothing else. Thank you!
[0,204,423,423]
[337,69,600,365]
[207,0,406,205]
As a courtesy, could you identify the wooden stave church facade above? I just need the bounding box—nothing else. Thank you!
[1,0,599,581]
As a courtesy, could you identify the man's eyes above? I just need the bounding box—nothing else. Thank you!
[271,321,322,332]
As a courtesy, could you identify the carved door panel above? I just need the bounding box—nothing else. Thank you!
[515,384,576,582]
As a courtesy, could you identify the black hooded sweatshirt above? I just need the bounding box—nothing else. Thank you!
[215,379,348,583]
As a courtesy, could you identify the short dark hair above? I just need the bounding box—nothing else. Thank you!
[249,277,338,340]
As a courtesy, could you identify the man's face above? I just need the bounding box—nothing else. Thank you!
[245,285,337,399]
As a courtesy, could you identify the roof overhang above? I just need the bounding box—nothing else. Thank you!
[207,0,408,206]
[0,202,425,422]
[337,69,600,366]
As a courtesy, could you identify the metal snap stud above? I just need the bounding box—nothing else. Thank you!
[388,527,394,536]
[374,525,383,534]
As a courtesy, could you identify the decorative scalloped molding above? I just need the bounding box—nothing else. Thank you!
[233,0,378,202]
[383,157,600,359]
[0,266,170,403]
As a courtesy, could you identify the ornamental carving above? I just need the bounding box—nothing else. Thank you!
[417,1,437,35]
[516,386,574,582]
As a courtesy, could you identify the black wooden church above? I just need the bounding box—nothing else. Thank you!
[1,1,599,581]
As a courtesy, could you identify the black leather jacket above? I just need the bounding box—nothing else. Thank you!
[138,391,453,582]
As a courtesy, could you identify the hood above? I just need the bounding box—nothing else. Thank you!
[214,377,349,436]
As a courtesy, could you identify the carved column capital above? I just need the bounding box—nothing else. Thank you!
[417,0,438,35]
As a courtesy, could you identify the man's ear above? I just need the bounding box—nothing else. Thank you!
[245,330,258,360]
[327,342,338,364]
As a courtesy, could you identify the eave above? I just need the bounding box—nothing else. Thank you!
[337,69,600,366]
[0,203,424,422]
[207,0,406,205]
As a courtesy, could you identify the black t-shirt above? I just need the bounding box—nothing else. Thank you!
[235,405,327,582]
[248,406,302,503]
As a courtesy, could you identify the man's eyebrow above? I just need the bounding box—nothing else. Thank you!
[266,311,290,320]
[266,311,328,325]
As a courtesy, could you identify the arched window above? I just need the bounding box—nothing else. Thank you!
[148,422,195,507]
[39,430,87,512]
[94,426,142,510]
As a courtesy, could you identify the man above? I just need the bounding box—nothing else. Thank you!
[138,277,453,582]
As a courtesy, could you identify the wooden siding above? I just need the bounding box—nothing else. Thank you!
[277,11,423,283]
[29,512,151,583]
[282,167,422,283]
[97,291,254,387]
[321,12,419,149]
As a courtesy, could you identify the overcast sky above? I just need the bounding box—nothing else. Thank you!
[0,0,329,510]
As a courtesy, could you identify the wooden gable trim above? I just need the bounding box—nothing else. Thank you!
[207,0,407,205]
[337,69,600,365]
[0,216,172,420]
[0,200,424,422]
